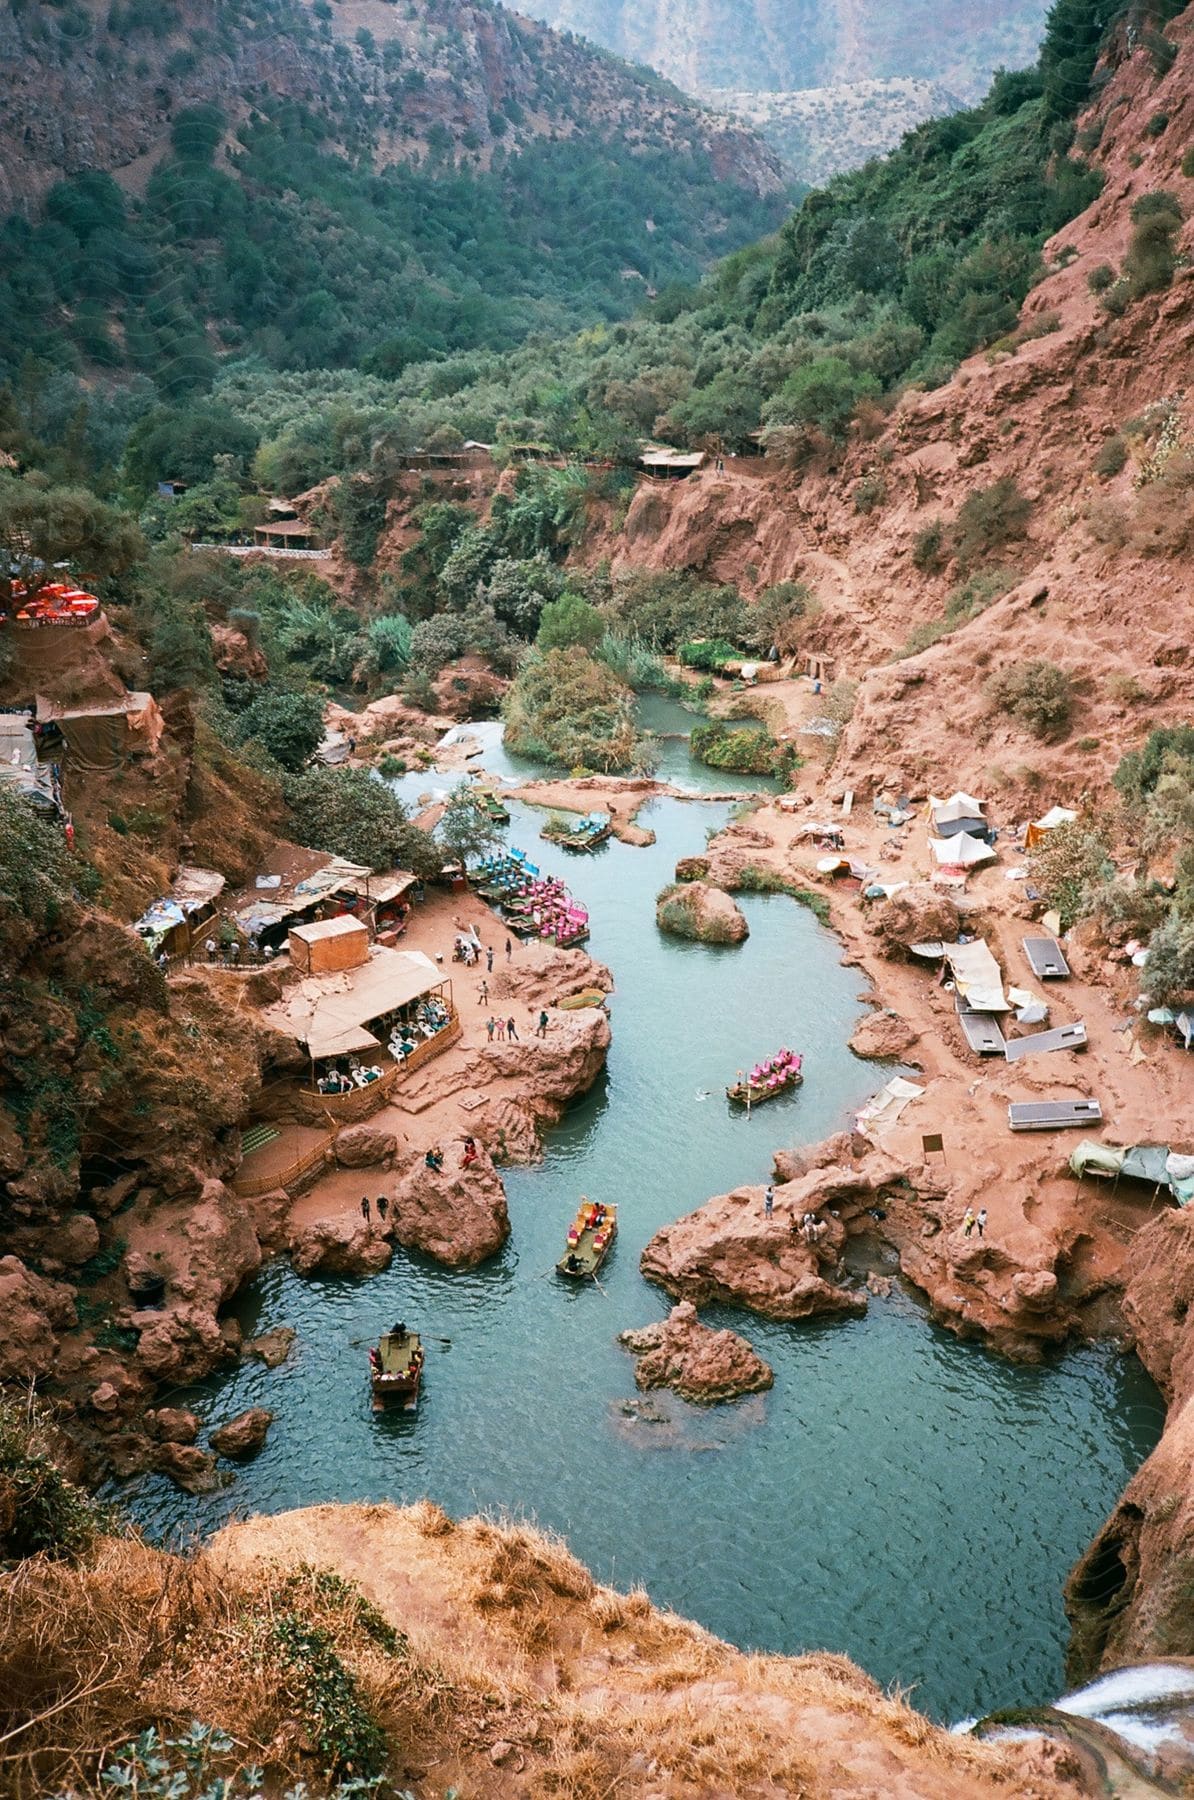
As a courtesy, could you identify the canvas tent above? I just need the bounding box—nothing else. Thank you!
[929,792,990,839]
[133,866,225,956]
[35,691,163,770]
[1026,806,1077,849]
[1069,1139,1194,1206]
[0,712,57,813]
[929,832,997,870]
[943,939,1008,1011]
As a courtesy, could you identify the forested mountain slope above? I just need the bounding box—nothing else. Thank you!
[514,0,1051,105]
[0,0,787,384]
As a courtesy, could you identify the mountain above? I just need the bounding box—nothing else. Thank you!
[706,78,965,186]
[511,0,1051,105]
[0,0,788,384]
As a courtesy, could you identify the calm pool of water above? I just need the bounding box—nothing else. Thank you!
[119,770,1162,1722]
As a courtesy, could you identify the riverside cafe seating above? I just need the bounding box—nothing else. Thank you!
[8,581,101,624]
[473,849,590,947]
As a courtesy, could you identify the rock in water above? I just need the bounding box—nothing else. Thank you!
[656,880,749,945]
[247,1326,295,1368]
[619,1300,773,1403]
[210,1407,273,1460]
[289,1217,393,1276]
[389,1143,509,1267]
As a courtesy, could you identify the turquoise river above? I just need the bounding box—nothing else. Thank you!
[120,709,1163,1724]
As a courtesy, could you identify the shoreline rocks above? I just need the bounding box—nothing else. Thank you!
[619,1301,773,1403]
[388,1143,510,1267]
[656,880,749,945]
[210,1407,273,1461]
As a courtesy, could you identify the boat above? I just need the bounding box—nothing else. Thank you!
[369,1326,424,1412]
[475,787,511,825]
[541,811,612,853]
[557,1198,617,1279]
[726,1050,803,1108]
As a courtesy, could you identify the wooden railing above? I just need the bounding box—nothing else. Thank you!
[232,1133,336,1199]
[400,1015,461,1075]
[294,1063,401,1123]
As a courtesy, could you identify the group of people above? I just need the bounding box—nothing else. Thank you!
[360,1194,389,1223]
[796,1211,828,1246]
[961,1207,988,1239]
[483,1010,550,1042]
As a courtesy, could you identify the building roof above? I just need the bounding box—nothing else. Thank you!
[290,914,369,947]
[226,848,373,935]
[261,947,442,1059]
[172,866,226,907]
[343,871,416,905]
[638,447,707,471]
[0,712,56,810]
[35,691,157,723]
[254,518,317,539]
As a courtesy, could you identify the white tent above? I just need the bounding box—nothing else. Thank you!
[929,791,986,824]
[943,940,1008,1012]
[1034,806,1077,831]
[929,832,997,869]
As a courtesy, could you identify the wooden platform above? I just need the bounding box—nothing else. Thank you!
[1023,936,1071,979]
[956,1005,1007,1056]
[1004,1021,1088,1063]
[1009,1099,1102,1131]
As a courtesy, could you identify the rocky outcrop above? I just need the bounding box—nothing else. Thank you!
[866,887,961,961]
[146,1407,200,1445]
[154,1441,219,1495]
[655,880,749,945]
[289,1217,393,1277]
[247,1326,295,1368]
[848,1009,919,1059]
[210,1407,273,1461]
[641,1184,866,1323]
[389,1144,509,1267]
[487,944,613,1008]
[334,1127,399,1170]
[620,1300,773,1402]
[0,1257,76,1384]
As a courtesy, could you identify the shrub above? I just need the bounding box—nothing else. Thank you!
[536,592,605,652]
[912,519,946,572]
[853,471,887,513]
[951,476,1032,571]
[1183,147,1194,179]
[1086,262,1115,293]
[690,719,797,777]
[1094,434,1127,478]
[1027,819,1114,928]
[1124,190,1184,298]
[234,688,324,771]
[1145,111,1169,137]
[362,612,413,676]
[284,766,441,873]
[1142,911,1194,1004]
[987,659,1074,738]
[502,647,645,772]
[678,638,739,672]
[0,1398,108,1562]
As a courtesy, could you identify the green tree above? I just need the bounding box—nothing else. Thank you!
[502,647,644,772]
[0,477,144,602]
[435,784,506,867]
[123,403,258,495]
[766,357,880,441]
[536,591,605,652]
[235,689,325,771]
[284,767,442,874]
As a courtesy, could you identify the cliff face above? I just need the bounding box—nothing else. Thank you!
[0,0,784,215]
[587,14,1194,824]
[515,0,1049,102]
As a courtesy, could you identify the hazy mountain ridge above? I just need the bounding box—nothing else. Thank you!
[512,0,1051,104]
[706,78,966,185]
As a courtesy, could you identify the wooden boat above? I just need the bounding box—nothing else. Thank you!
[557,1198,617,1279]
[726,1053,803,1108]
[475,788,510,824]
[369,1327,424,1412]
[541,811,612,853]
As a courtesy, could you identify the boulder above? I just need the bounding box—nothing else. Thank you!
[289,1216,392,1277]
[89,1381,121,1415]
[656,880,749,945]
[848,1011,919,1060]
[125,1179,261,1316]
[619,1301,773,1403]
[132,1303,228,1383]
[155,1441,219,1494]
[0,1256,76,1384]
[389,1145,509,1268]
[334,1126,398,1170]
[487,942,613,1007]
[867,885,960,961]
[641,1185,866,1324]
[54,1213,101,1266]
[146,1407,200,1444]
[1011,1269,1059,1313]
[210,1407,273,1461]
[247,1326,295,1368]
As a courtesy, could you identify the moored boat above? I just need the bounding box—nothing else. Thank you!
[475,787,510,824]
[557,1197,617,1279]
[726,1049,803,1108]
[541,811,612,853]
[369,1324,424,1412]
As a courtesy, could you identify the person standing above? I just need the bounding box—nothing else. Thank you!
[479,978,489,1004]
[505,936,512,960]
[496,1017,506,1041]
[486,944,494,972]
[507,1016,519,1041]
[360,1196,371,1223]
[486,1016,495,1041]
[376,1196,388,1222]
[976,1207,987,1238]
[537,1009,549,1038]
[764,1185,774,1218]
[962,1207,976,1238]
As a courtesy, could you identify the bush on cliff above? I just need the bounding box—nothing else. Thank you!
[284,766,441,874]
[233,688,325,772]
[502,646,649,772]
[690,719,798,778]
[987,659,1073,739]
[0,1399,107,1562]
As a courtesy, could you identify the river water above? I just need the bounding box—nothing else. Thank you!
[120,711,1163,1724]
